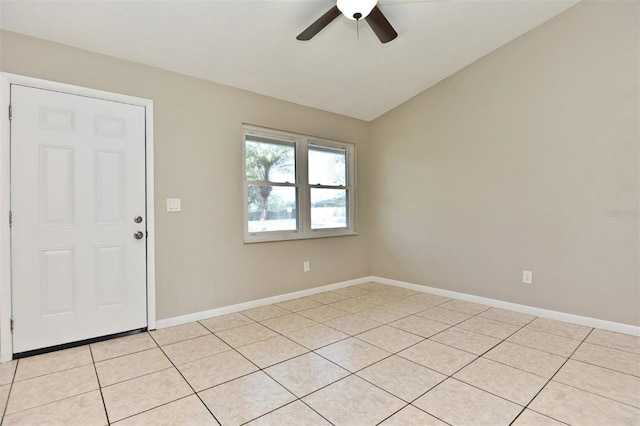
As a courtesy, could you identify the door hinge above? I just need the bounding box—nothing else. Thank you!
[8,105,12,120]
[10,318,14,333]
[9,210,12,227]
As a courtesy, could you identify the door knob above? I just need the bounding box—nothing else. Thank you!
[134,216,143,223]
[134,231,144,240]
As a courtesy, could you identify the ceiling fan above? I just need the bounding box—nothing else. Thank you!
[297,0,398,44]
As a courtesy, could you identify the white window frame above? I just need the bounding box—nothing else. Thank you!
[243,124,357,243]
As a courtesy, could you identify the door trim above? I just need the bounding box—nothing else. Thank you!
[0,72,156,362]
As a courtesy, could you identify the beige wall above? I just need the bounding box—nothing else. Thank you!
[370,0,639,325]
[0,30,371,320]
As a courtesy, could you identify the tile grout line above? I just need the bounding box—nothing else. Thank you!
[207,322,336,425]
[145,332,224,426]
[0,359,20,425]
[88,346,111,425]
[509,327,597,425]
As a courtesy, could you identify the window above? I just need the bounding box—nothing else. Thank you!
[243,125,356,242]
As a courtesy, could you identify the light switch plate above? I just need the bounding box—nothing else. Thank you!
[166,198,181,212]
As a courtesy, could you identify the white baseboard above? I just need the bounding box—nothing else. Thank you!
[156,274,639,337]
[155,276,374,329]
[373,276,640,337]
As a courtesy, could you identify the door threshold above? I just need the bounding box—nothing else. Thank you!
[13,328,147,359]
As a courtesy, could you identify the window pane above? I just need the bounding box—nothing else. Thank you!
[248,185,297,233]
[308,145,346,186]
[246,137,295,183]
[311,188,347,229]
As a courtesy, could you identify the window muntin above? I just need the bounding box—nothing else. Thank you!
[243,125,356,242]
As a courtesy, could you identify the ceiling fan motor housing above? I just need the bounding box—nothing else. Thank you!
[337,0,378,20]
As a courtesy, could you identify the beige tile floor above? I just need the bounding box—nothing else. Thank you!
[1,282,639,425]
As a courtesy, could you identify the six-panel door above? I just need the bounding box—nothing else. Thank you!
[11,85,147,353]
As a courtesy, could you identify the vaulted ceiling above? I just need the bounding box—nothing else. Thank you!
[0,0,580,121]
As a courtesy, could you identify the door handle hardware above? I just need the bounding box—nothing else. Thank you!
[134,231,144,240]
[134,216,143,223]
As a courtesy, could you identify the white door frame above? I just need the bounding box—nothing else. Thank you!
[0,73,156,362]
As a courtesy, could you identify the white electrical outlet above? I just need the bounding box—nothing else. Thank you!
[303,261,310,272]
[523,270,533,284]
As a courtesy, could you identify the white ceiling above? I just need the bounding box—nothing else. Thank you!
[0,0,579,121]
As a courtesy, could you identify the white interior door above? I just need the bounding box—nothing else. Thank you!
[10,85,147,354]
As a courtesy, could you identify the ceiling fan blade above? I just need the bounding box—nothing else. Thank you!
[366,6,398,43]
[297,6,342,41]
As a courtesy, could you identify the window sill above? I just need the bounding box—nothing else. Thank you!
[244,230,359,244]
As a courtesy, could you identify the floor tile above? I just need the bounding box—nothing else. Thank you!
[199,312,254,333]
[454,358,547,405]
[529,381,640,425]
[95,347,171,387]
[399,340,476,376]
[2,390,106,426]
[307,292,348,305]
[91,332,157,362]
[162,334,230,365]
[14,346,92,382]
[236,335,308,368]
[215,322,277,348]
[323,314,381,335]
[511,409,566,426]
[357,306,408,323]
[586,329,640,354]
[199,371,295,426]
[261,313,316,334]
[150,322,211,346]
[572,341,640,377]
[508,328,581,357]
[6,364,98,414]
[376,287,418,298]
[276,297,322,312]
[355,282,393,292]
[356,325,423,354]
[357,355,446,402]
[478,308,535,326]
[404,293,451,308]
[413,379,522,425]
[383,299,428,315]
[389,316,448,338]
[303,375,405,425]
[265,352,349,398]
[298,305,349,322]
[177,349,257,391]
[416,307,472,325]
[333,286,374,299]
[484,341,566,379]
[1,384,10,416]
[0,360,17,385]
[115,395,217,426]
[553,360,640,407]
[329,298,378,313]
[457,316,520,339]
[282,324,348,350]
[526,317,592,340]
[242,305,290,322]
[438,299,490,315]
[431,327,501,355]
[379,405,448,426]
[358,293,405,306]
[102,367,192,422]
[316,337,390,372]
[245,400,331,426]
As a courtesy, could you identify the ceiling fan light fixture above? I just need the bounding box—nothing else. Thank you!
[337,0,378,20]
